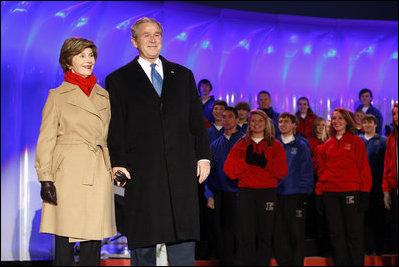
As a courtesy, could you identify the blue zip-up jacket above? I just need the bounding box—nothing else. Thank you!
[205,130,244,199]
[276,135,314,195]
[360,134,387,187]
[259,107,281,137]
[202,95,215,123]
[355,104,384,134]
[207,124,224,145]
[237,123,248,134]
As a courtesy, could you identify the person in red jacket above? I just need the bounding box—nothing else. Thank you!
[382,102,398,254]
[315,107,372,266]
[296,97,319,140]
[308,117,329,169]
[306,117,329,240]
[223,109,288,266]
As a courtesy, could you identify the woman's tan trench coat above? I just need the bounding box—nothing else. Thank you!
[35,81,116,242]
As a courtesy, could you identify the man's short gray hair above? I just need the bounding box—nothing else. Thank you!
[131,17,163,39]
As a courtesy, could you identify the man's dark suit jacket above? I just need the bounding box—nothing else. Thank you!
[106,55,211,250]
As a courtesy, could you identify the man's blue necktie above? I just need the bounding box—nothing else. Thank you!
[151,63,163,96]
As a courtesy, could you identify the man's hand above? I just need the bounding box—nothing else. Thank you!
[383,191,391,210]
[197,160,210,184]
[207,197,215,209]
[112,167,131,187]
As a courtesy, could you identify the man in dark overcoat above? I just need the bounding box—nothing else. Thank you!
[106,17,211,266]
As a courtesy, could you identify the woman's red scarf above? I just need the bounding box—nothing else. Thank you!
[64,70,97,97]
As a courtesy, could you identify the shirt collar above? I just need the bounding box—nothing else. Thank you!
[138,56,161,68]
[281,134,295,144]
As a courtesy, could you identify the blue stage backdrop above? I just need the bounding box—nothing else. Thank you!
[1,1,398,261]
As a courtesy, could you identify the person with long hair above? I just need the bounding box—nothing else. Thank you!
[35,37,117,266]
[296,96,319,139]
[354,110,366,135]
[315,108,372,266]
[224,109,288,265]
[308,117,329,168]
[306,117,330,242]
[382,102,398,254]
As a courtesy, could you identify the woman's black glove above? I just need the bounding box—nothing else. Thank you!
[251,150,267,168]
[358,191,370,212]
[246,144,268,168]
[245,144,255,165]
[315,195,324,215]
[40,181,57,205]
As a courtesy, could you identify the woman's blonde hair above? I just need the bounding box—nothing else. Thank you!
[59,37,97,73]
[311,117,328,142]
[244,109,274,146]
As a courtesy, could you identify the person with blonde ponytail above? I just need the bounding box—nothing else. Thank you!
[224,109,288,265]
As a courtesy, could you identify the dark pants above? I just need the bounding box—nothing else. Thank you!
[213,191,238,266]
[364,187,385,254]
[235,188,276,266]
[197,182,216,259]
[273,194,307,266]
[384,189,398,253]
[54,235,101,266]
[322,191,364,266]
[130,241,195,266]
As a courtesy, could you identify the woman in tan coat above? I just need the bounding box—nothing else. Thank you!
[35,37,116,266]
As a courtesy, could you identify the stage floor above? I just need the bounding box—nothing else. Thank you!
[1,255,397,266]
[99,255,398,266]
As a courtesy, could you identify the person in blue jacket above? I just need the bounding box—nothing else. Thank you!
[207,100,228,144]
[257,90,281,137]
[205,107,244,266]
[355,88,383,134]
[198,79,216,123]
[360,114,387,255]
[273,112,314,266]
[200,98,227,259]
[235,101,251,133]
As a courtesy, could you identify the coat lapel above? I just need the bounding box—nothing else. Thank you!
[91,85,109,124]
[159,56,175,101]
[61,82,101,118]
[131,57,162,99]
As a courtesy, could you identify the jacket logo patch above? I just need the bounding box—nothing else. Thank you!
[296,209,303,218]
[344,144,352,150]
[265,202,274,211]
[346,195,355,204]
[291,148,297,154]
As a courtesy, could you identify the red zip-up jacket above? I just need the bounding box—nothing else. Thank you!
[296,111,318,139]
[223,137,288,189]
[308,137,324,171]
[315,132,372,195]
[382,133,398,192]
